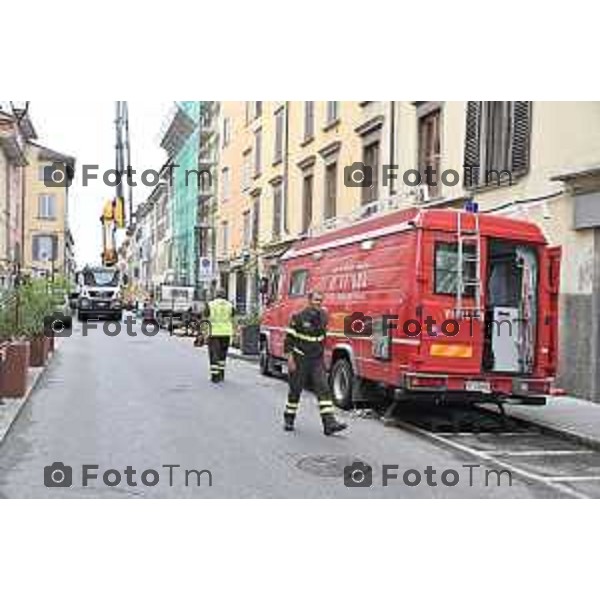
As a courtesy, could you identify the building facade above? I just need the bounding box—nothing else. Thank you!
[0,109,27,289]
[0,105,76,289]
[22,141,75,281]
[216,101,600,400]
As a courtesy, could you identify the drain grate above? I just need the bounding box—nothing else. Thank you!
[296,455,365,478]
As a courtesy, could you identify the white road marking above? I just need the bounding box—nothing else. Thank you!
[395,421,591,499]
[487,450,595,457]
[544,476,600,482]
[435,432,534,437]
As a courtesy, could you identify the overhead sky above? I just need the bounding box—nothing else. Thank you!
[19,101,173,266]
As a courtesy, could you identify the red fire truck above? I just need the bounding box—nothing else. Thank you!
[259,207,561,408]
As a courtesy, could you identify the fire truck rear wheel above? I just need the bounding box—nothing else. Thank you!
[331,358,354,410]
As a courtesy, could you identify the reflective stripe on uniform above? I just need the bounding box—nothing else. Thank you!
[319,399,335,415]
[286,328,324,343]
[285,400,299,413]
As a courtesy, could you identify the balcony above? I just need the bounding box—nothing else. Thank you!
[198,152,217,168]
[160,105,197,157]
[198,184,216,201]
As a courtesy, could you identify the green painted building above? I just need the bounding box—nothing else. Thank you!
[160,101,218,295]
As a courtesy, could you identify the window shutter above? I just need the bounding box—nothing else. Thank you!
[511,101,532,177]
[52,235,58,261]
[463,101,482,189]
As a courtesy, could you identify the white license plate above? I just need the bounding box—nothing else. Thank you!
[465,380,491,394]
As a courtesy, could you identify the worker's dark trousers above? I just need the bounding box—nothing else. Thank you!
[285,355,335,420]
[208,336,230,382]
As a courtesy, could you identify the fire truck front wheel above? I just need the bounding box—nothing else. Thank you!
[330,357,354,410]
[259,339,274,377]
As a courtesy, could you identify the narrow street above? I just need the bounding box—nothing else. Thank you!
[0,318,588,499]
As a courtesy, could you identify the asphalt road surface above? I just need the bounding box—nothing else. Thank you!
[0,316,577,498]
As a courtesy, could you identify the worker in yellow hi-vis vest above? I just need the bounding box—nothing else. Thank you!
[204,289,235,383]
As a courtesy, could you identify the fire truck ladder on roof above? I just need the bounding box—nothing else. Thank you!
[456,211,483,318]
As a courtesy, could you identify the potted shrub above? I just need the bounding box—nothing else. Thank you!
[237,311,261,355]
[0,290,30,398]
[20,280,54,368]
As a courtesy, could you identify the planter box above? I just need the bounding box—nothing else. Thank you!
[0,341,30,398]
[240,324,260,355]
[29,336,47,367]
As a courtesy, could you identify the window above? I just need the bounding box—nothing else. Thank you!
[222,117,231,148]
[434,242,476,296]
[32,234,57,261]
[418,108,441,199]
[483,102,511,175]
[304,101,314,140]
[326,101,339,125]
[38,164,48,181]
[289,270,308,297]
[464,101,532,188]
[38,194,56,219]
[272,181,283,240]
[361,141,380,206]
[301,173,313,234]
[243,210,251,248]
[242,149,252,191]
[252,195,260,248]
[221,221,229,255]
[274,107,284,164]
[254,128,262,176]
[236,270,247,314]
[221,167,230,201]
[324,162,337,220]
[255,101,262,118]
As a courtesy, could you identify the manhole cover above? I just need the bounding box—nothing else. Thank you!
[296,455,364,478]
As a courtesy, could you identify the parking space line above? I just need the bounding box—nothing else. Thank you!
[393,421,590,499]
[544,476,600,482]
[435,432,535,437]
[487,450,595,457]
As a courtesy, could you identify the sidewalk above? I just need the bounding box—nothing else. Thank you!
[505,395,600,450]
[227,347,260,364]
[0,339,62,445]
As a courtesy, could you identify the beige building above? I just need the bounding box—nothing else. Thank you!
[0,109,28,288]
[216,101,600,400]
[22,141,75,281]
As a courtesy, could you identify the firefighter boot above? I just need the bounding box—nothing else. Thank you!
[322,414,348,436]
[283,413,295,432]
[284,398,299,431]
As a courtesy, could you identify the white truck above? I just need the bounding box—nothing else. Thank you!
[155,284,197,329]
[77,266,124,321]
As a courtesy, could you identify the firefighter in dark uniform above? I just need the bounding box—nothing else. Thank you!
[283,290,348,435]
[204,289,235,383]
